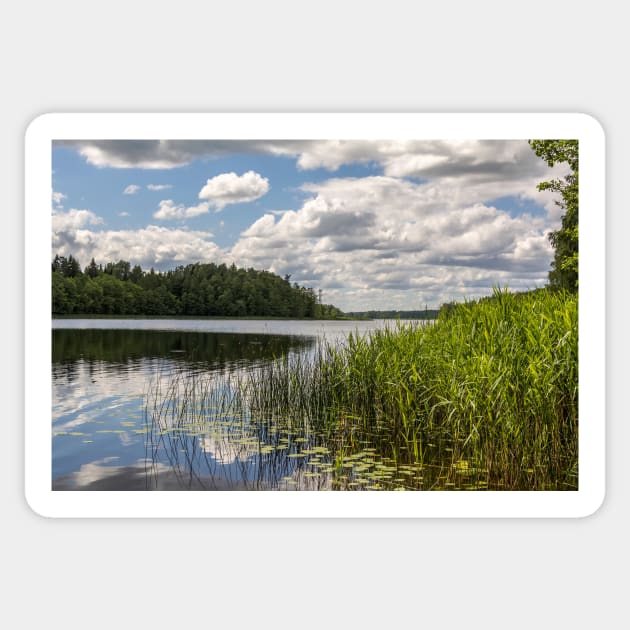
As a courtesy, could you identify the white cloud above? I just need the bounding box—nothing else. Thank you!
[242,213,276,237]
[57,139,557,180]
[52,223,222,271]
[56,140,289,169]
[52,209,105,259]
[230,174,556,310]
[124,183,173,195]
[118,211,130,217]
[52,190,66,204]
[153,199,210,220]
[52,208,103,232]
[198,171,269,211]
[73,142,188,169]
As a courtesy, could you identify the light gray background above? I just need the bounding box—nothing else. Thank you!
[5,1,627,628]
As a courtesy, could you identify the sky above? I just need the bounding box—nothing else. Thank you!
[51,139,567,311]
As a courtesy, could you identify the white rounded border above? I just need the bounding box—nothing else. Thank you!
[25,113,605,518]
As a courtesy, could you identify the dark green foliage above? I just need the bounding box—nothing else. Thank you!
[52,255,340,318]
[344,308,440,320]
[52,254,82,278]
[85,258,100,279]
[529,139,579,292]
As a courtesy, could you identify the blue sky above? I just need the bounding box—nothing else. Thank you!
[51,140,564,310]
[52,145,382,249]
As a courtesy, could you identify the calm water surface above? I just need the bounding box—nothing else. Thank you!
[52,318,404,490]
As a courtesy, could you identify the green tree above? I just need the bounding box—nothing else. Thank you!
[529,139,578,291]
[85,257,100,279]
[129,264,144,284]
[104,259,131,281]
[52,254,82,277]
[51,253,342,318]
[52,272,71,313]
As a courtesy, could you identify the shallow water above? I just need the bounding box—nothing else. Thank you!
[52,318,406,491]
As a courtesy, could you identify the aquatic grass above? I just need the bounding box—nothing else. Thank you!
[238,287,577,490]
[312,288,577,489]
[142,287,577,490]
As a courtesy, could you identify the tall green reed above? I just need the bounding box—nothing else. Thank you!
[247,287,578,489]
[144,287,578,490]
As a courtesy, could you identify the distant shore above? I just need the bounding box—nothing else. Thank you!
[52,313,369,321]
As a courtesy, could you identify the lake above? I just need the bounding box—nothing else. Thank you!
[52,318,407,491]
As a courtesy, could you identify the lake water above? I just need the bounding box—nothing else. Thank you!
[52,318,407,491]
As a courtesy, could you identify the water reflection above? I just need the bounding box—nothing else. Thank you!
[138,365,428,491]
[53,328,315,377]
[52,324,426,491]
[139,365,335,490]
[52,326,318,487]
[51,458,252,490]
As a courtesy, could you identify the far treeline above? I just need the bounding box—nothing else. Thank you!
[344,309,441,320]
[52,256,343,319]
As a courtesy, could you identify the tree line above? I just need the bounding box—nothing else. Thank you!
[52,255,343,319]
[343,309,440,320]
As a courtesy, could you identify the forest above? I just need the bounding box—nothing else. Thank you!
[51,255,343,318]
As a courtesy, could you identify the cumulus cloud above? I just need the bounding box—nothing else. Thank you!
[52,222,222,271]
[52,209,105,258]
[153,199,210,220]
[198,170,270,211]
[56,139,568,218]
[241,194,378,248]
[60,140,195,169]
[54,140,299,169]
[133,172,270,222]
[52,208,103,232]
[230,173,555,310]
[56,138,559,178]
[123,184,141,195]
[52,190,66,205]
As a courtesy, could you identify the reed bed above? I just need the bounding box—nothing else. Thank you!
[144,288,578,490]
[245,287,578,490]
